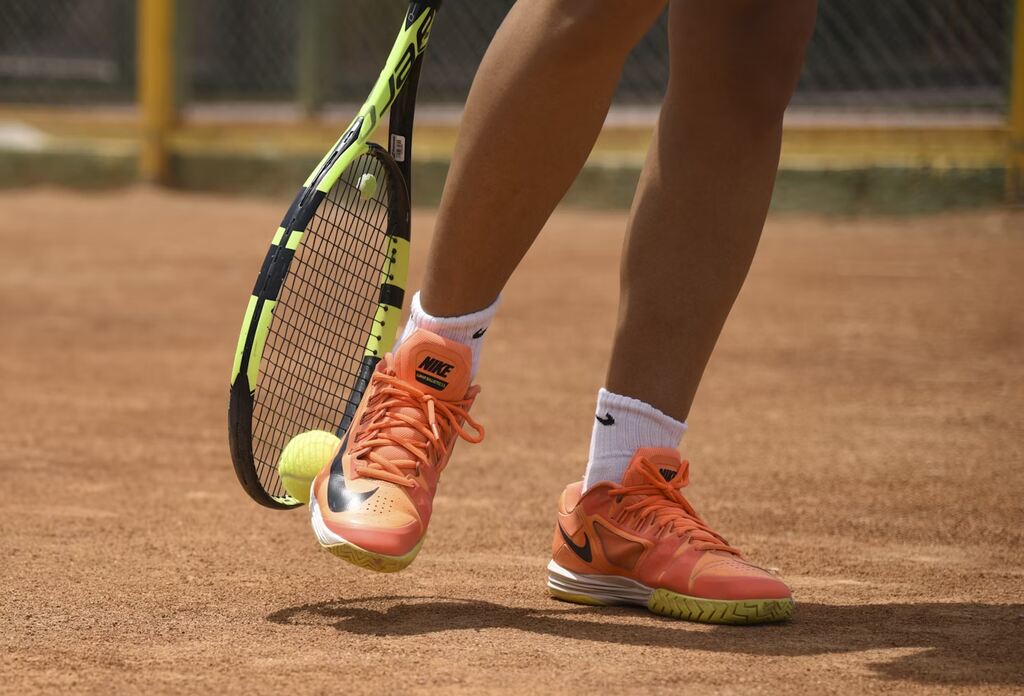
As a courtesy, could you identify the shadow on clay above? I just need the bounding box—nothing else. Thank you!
[267,595,1024,687]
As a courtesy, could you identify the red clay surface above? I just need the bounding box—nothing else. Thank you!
[1,189,1022,694]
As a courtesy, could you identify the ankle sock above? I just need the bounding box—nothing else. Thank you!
[582,388,687,491]
[395,291,499,379]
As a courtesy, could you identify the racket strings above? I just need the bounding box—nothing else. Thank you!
[255,199,387,491]
[262,160,389,410]
[251,153,397,498]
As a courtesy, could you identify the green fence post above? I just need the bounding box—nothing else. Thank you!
[299,0,329,117]
[1011,0,1024,202]
[174,0,191,114]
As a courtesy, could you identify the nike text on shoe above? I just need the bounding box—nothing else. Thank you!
[547,448,794,624]
[309,329,484,572]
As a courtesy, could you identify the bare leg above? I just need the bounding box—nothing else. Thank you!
[420,0,665,316]
[606,0,818,421]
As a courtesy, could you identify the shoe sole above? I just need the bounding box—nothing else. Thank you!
[310,495,423,573]
[546,560,794,625]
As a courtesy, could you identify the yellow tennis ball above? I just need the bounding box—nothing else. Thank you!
[277,430,341,505]
[357,172,378,200]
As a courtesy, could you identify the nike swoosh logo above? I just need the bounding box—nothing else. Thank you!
[558,523,592,563]
[472,327,487,339]
[326,436,378,512]
[595,413,614,426]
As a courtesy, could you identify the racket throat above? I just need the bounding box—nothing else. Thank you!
[302,116,367,209]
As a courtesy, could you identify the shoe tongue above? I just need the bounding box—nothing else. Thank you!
[621,448,684,487]
[393,329,472,400]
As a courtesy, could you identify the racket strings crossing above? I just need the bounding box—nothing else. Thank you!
[251,152,399,500]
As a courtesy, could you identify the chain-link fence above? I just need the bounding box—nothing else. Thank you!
[801,0,1011,111]
[0,0,135,104]
[0,0,1016,113]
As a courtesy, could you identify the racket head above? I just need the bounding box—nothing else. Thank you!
[229,144,410,509]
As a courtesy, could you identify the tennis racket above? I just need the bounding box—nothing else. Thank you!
[228,1,440,509]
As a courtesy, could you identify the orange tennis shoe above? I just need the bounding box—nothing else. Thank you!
[548,448,794,624]
[310,329,483,572]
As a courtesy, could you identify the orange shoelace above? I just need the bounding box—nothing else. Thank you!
[608,457,739,554]
[350,370,484,488]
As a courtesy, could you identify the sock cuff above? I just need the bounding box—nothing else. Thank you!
[397,292,500,379]
[596,387,688,446]
[405,291,500,344]
[583,388,688,489]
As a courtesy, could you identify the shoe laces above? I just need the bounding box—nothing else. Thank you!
[350,368,484,488]
[608,457,739,554]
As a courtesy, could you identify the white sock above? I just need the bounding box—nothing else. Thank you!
[583,388,688,490]
[395,291,499,379]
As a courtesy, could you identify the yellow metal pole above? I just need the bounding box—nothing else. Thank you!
[1010,0,1024,202]
[138,0,176,184]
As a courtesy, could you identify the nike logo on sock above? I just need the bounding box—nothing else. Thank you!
[595,413,615,426]
[472,327,487,339]
[558,523,592,563]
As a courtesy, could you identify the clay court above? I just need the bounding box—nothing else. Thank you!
[1,189,1022,693]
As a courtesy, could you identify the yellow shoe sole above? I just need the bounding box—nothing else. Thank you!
[322,537,424,573]
[647,588,795,624]
[550,586,794,624]
[547,559,795,625]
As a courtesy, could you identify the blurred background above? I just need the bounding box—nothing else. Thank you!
[0,0,1021,213]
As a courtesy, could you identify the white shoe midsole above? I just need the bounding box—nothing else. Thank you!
[309,494,348,547]
[546,560,653,606]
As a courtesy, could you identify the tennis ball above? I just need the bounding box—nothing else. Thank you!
[357,172,378,200]
[277,430,341,505]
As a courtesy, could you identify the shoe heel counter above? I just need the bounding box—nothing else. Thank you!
[551,487,568,557]
[551,483,587,570]
[551,520,564,558]
[551,526,581,571]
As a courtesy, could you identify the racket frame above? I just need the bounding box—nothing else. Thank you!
[229,1,440,509]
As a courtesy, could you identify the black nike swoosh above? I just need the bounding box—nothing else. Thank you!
[472,327,487,339]
[326,436,378,512]
[595,413,615,426]
[558,523,592,563]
